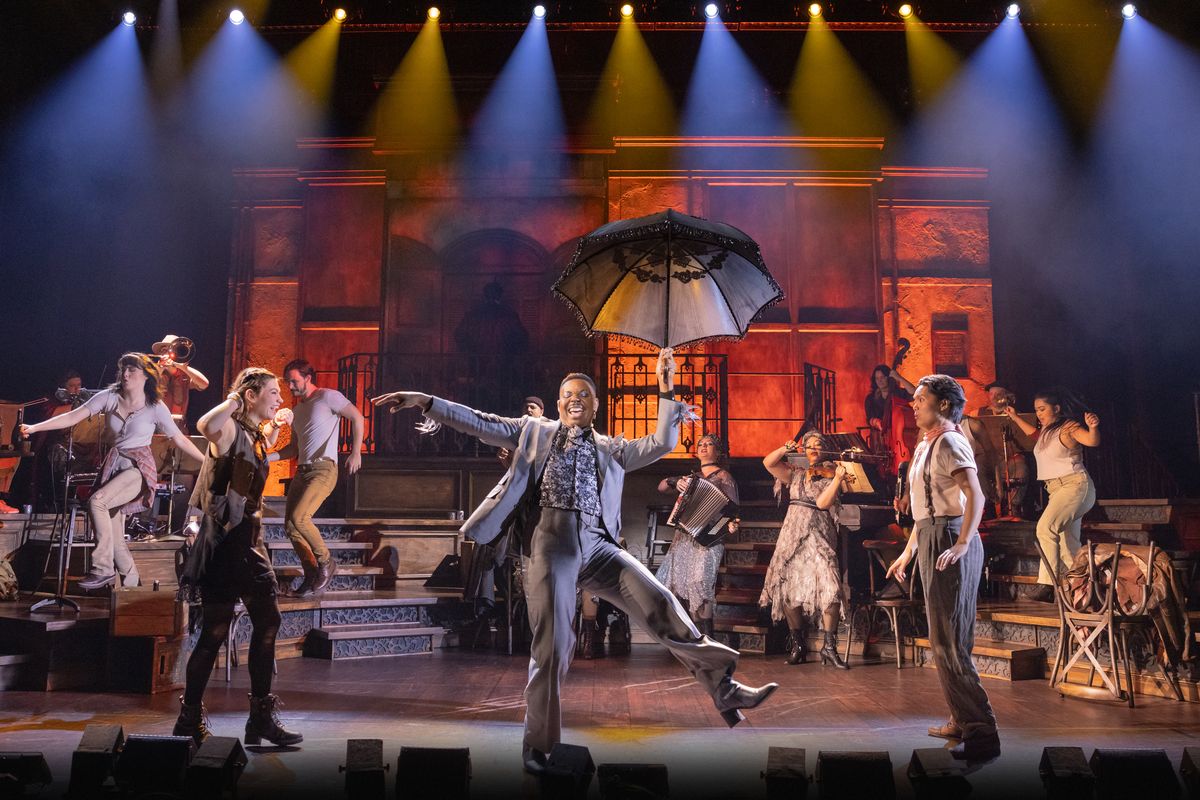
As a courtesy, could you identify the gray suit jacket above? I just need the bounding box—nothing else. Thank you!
[424,396,686,545]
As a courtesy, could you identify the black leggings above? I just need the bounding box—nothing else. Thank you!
[184,596,282,705]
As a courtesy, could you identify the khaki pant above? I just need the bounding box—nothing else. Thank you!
[1036,472,1096,585]
[88,465,142,581]
[284,460,338,568]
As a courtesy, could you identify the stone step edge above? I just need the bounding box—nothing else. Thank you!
[308,624,446,641]
[914,636,1045,661]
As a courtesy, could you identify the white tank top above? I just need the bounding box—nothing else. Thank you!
[1033,425,1085,480]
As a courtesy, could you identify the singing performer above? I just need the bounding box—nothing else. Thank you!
[20,354,204,590]
[886,375,999,762]
[759,431,852,669]
[173,367,302,747]
[655,434,739,636]
[371,348,777,775]
[1001,388,1099,601]
[865,364,917,476]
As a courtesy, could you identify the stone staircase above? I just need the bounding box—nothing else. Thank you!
[230,515,469,663]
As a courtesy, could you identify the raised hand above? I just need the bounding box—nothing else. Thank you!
[655,347,676,389]
[273,407,294,428]
[1083,412,1099,428]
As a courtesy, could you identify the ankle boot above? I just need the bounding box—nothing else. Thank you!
[607,614,631,656]
[244,694,303,746]
[172,696,211,746]
[312,557,338,595]
[578,618,601,660]
[785,625,809,665]
[819,630,850,670]
[287,563,318,597]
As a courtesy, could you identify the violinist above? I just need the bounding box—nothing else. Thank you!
[759,431,854,670]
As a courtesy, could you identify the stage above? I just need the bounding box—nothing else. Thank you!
[2,620,1197,798]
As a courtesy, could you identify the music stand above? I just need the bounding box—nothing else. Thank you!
[974,413,1036,519]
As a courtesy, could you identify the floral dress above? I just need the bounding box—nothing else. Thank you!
[759,467,844,622]
[655,467,738,610]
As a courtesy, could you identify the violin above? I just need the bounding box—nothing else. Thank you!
[805,463,856,484]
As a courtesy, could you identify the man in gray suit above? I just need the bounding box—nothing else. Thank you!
[373,347,777,774]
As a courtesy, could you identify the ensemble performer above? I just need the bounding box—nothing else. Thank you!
[865,364,917,477]
[151,335,210,428]
[1001,388,1099,602]
[886,375,1000,762]
[371,348,777,775]
[654,434,738,637]
[173,367,302,747]
[759,431,852,669]
[20,354,204,590]
[268,359,364,597]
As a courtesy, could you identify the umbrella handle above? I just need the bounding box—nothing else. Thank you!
[663,224,671,347]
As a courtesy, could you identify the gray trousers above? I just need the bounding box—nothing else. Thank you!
[521,507,740,757]
[915,516,998,743]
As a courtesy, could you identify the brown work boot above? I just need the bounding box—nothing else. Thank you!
[312,557,338,594]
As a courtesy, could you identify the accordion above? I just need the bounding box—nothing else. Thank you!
[667,476,739,548]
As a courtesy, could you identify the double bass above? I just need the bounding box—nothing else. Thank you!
[874,338,917,478]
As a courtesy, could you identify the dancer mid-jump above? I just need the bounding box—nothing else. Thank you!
[372,347,777,775]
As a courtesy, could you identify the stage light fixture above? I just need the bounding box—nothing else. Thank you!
[809,3,822,17]
[704,3,719,18]
[333,7,347,21]
[620,4,634,19]
[122,11,136,25]
[1006,3,1019,17]
[534,4,546,17]
[428,6,441,20]
[898,4,914,18]
[1121,3,1136,18]
[229,8,245,24]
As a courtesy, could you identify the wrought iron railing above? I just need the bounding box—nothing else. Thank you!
[338,351,729,457]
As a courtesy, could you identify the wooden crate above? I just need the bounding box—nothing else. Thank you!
[110,587,187,638]
[106,635,187,694]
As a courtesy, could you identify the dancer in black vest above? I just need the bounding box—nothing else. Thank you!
[173,367,302,747]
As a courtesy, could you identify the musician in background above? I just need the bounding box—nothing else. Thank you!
[760,431,852,670]
[865,364,917,478]
[21,354,205,590]
[976,382,1013,417]
[654,434,738,638]
[152,335,210,430]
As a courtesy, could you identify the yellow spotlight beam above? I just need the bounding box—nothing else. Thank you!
[283,17,341,108]
[372,17,459,150]
[587,15,676,140]
[904,12,962,107]
[790,14,893,139]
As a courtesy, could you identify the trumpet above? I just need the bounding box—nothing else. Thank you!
[151,337,195,365]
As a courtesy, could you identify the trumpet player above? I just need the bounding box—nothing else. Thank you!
[151,335,209,429]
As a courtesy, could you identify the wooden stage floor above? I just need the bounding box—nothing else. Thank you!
[2,642,1199,799]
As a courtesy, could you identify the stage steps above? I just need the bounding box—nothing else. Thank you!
[251,514,469,664]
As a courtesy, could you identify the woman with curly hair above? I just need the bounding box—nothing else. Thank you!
[759,430,852,669]
[21,353,204,590]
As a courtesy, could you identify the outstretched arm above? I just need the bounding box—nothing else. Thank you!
[371,390,524,450]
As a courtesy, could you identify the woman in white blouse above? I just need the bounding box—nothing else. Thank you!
[23,353,205,590]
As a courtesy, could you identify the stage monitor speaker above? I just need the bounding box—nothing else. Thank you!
[815,751,895,800]
[396,746,470,800]
[1181,748,1200,799]
[114,734,195,796]
[596,763,669,800]
[763,746,807,800]
[186,736,246,797]
[342,739,388,800]
[907,749,971,800]
[0,753,52,795]
[1039,746,1093,799]
[67,724,124,798]
[1090,748,1180,800]
[545,743,596,799]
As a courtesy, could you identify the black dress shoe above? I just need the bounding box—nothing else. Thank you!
[950,733,1002,764]
[522,748,548,776]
